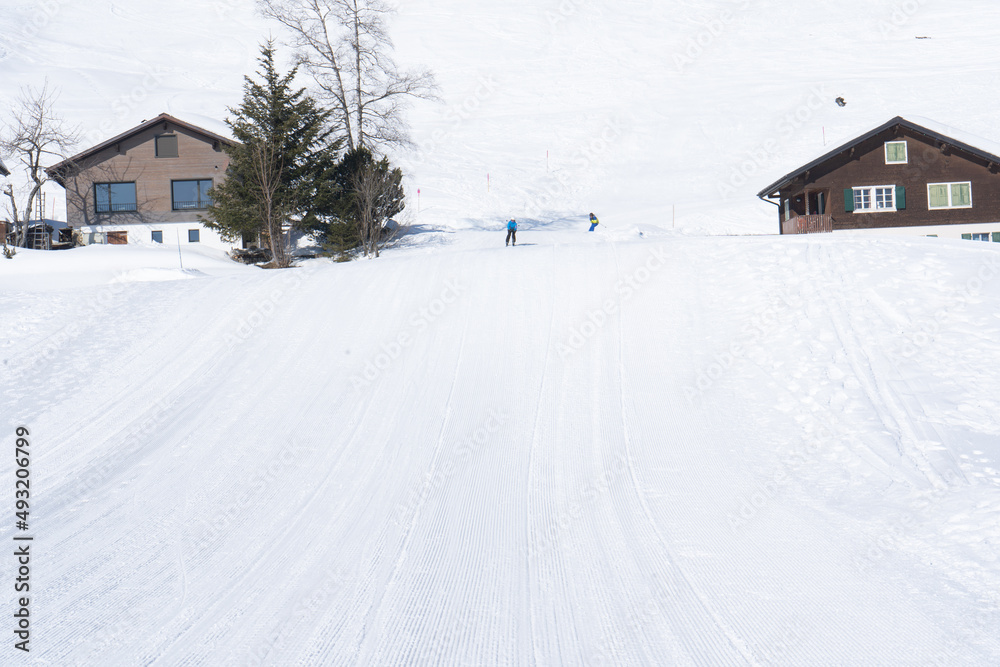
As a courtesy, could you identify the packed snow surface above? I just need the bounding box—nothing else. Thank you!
[3,223,1000,664]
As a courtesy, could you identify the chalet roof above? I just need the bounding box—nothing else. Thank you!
[757,116,1000,200]
[0,158,9,177]
[46,112,234,182]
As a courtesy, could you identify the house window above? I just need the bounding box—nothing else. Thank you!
[107,231,128,245]
[155,135,178,158]
[928,182,972,209]
[151,230,163,243]
[853,185,896,212]
[971,233,990,242]
[94,182,137,213]
[172,179,213,210]
[188,229,200,243]
[885,141,908,164]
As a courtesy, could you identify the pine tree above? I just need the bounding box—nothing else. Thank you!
[205,41,341,267]
[318,146,404,258]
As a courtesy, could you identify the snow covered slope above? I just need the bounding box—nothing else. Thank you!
[4,1,1000,232]
[3,1,1000,664]
[3,226,1000,664]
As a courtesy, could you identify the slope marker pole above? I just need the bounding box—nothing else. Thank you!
[176,229,184,269]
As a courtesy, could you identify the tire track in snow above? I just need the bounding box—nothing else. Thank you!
[143,287,374,665]
[609,244,755,666]
[815,242,952,491]
[523,242,560,667]
[350,294,472,666]
[147,270,440,664]
[824,244,971,487]
[26,278,296,666]
[155,268,453,664]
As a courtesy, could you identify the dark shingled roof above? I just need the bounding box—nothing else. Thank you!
[757,116,1000,201]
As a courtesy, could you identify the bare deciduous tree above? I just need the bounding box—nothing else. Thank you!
[250,139,293,267]
[258,0,437,151]
[1,82,78,248]
[352,157,403,258]
[60,156,153,228]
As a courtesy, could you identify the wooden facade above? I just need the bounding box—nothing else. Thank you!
[759,117,1000,235]
[47,113,233,239]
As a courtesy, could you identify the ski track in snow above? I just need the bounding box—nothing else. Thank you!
[3,231,1000,666]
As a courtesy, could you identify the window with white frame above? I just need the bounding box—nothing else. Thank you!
[885,141,908,164]
[927,182,972,209]
[853,185,896,212]
[971,233,990,242]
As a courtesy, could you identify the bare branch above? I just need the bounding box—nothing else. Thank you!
[0,81,79,247]
[258,0,438,151]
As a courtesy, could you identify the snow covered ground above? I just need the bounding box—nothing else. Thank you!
[3,0,1000,664]
[3,225,1000,664]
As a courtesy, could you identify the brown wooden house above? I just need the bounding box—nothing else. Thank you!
[758,117,1000,240]
[46,113,236,248]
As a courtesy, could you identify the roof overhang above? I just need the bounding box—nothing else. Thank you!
[756,116,1000,202]
[46,112,235,186]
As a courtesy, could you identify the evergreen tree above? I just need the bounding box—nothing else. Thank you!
[205,41,341,267]
[318,147,404,258]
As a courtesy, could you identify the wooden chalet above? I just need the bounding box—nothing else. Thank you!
[758,116,1000,240]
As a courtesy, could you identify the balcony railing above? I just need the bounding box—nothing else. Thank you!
[172,200,209,210]
[782,214,832,235]
[95,202,137,213]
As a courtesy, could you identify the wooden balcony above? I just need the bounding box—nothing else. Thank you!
[782,214,832,235]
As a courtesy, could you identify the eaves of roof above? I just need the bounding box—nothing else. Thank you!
[46,112,235,182]
[756,116,1000,200]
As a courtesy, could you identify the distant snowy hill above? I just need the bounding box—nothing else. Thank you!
[4,0,1000,233]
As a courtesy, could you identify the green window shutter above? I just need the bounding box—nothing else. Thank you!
[952,183,971,207]
[928,184,948,208]
[895,186,905,209]
[886,142,907,163]
[962,233,973,240]
[992,232,1000,243]
[844,188,855,212]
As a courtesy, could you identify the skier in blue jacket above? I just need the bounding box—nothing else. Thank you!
[588,212,599,232]
[506,219,517,246]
